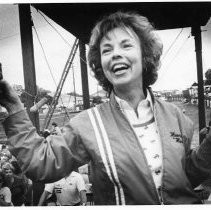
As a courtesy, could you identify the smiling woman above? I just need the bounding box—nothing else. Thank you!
[1,10,211,205]
[89,11,163,96]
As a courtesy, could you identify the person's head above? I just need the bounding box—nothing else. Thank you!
[88,11,163,95]
[43,129,51,138]
[1,162,14,179]
[52,122,57,127]
[1,144,6,150]
[0,149,12,164]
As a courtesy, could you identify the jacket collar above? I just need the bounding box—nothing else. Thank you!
[110,87,155,111]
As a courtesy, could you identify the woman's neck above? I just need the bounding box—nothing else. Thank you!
[114,86,146,111]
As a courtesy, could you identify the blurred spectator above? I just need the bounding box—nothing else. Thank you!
[2,162,28,206]
[38,171,87,206]
[1,144,6,151]
[0,149,12,166]
[9,160,33,206]
[51,122,62,136]
[43,129,51,138]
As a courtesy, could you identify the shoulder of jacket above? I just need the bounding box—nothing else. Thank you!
[155,98,193,124]
[68,102,108,129]
[155,97,179,111]
[74,102,109,118]
[159,99,194,129]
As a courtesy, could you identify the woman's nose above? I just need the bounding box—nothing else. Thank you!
[112,47,122,59]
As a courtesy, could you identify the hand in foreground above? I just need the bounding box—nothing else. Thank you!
[199,127,209,137]
[0,80,24,115]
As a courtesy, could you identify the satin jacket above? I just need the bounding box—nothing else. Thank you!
[3,91,211,205]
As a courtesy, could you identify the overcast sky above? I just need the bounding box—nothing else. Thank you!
[0,4,211,94]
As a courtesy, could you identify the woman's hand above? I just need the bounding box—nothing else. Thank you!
[0,80,24,115]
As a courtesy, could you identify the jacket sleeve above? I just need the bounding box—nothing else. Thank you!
[185,134,211,188]
[3,110,90,183]
[175,107,211,188]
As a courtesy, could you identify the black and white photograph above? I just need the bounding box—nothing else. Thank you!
[0,1,211,206]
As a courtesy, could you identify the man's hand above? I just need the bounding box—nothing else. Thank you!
[0,80,24,115]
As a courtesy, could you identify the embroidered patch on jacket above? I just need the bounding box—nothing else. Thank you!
[170,132,184,144]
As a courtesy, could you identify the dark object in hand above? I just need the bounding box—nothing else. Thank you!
[0,63,2,80]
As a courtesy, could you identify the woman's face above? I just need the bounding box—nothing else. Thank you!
[2,167,13,179]
[100,27,143,91]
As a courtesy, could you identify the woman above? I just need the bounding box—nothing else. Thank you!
[1,11,211,205]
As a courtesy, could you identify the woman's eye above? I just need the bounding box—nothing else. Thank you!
[123,44,132,48]
[102,49,111,54]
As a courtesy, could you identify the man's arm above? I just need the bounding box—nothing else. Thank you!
[75,173,87,205]
[79,190,87,206]
[38,190,51,206]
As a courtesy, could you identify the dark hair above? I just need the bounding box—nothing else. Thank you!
[52,122,57,126]
[10,161,22,175]
[88,11,163,95]
[0,171,7,187]
[43,130,50,138]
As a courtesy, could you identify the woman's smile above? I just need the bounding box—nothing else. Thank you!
[111,62,130,75]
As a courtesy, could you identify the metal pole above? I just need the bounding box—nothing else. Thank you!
[72,65,77,108]
[79,40,90,109]
[191,25,206,144]
[19,4,40,132]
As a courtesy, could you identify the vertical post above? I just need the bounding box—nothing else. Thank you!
[19,4,40,131]
[191,25,206,144]
[79,40,90,109]
[19,5,42,206]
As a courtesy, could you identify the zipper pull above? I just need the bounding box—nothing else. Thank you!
[158,186,164,204]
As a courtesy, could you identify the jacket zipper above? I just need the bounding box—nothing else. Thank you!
[116,103,162,204]
[153,103,164,205]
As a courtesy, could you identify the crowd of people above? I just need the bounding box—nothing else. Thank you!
[0,144,32,206]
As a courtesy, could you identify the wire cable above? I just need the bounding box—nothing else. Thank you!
[34,7,88,66]
[37,9,72,48]
[32,25,58,88]
[158,33,191,82]
[161,28,183,62]
[31,15,70,120]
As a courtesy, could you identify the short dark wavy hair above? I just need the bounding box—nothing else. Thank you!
[88,11,163,95]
